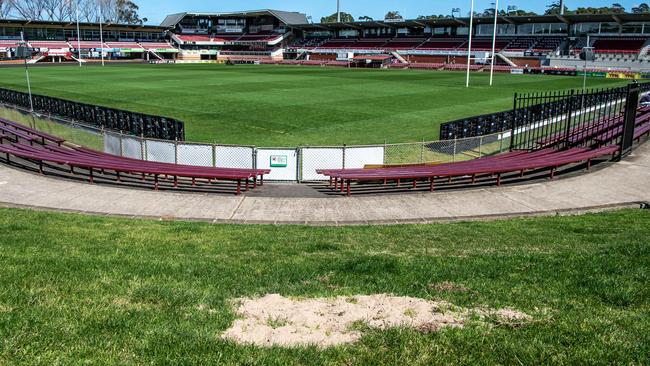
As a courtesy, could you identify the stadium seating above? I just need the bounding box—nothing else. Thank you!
[592,38,646,54]
[384,37,427,50]
[0,118,270,195]
[317,38,359,49]
[317,108,650,196]
[176,34,214,43]
[140,41,177,50]
[418,38,466,50]
[106,42,143,49]
[74,41,108,49]
[28,41,71,50]
[0,40,20,48]
[318,146,620,196]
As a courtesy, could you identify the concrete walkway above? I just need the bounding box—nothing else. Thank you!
[0,143,649,225]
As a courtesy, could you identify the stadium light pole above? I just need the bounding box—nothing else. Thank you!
[337,0,341,22]
[466,0,475,88]
[489,0,499,86]
[75,0,82,67]
[20,31,34,113]
[99,3,105,66]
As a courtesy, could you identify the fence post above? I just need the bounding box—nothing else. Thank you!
[420,138,425,163]
[212,144,217,167]
[296,147,302,182]
[141,134,146,161]
[562,90,576,149]
[509,93,518,151]
[119,132,124,157]
[452,138,457,162]
[342,144,347,169]
[478,136,483,158]
[174,139,178,164]
[619,83,641,160]
[499,134,504,153]
[101,126,105,152]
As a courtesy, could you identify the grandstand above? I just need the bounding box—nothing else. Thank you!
[2,11,650,71]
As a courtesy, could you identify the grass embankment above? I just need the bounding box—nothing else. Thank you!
[0,208,648,364]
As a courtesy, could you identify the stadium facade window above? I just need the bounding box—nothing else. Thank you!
[456,27,469,36]
[571,22,600,35]
[476,24,493,35]
[517,24,534,34]
[551,23,568,34]
[433,27,452,35]
[498,24,516,35]
[534,23,551,34]
[621,22,644,34]
[339,29,358,37]
[0,27,21,38]
[600,22,621,34]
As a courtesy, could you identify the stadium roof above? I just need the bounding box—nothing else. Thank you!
[160,10,309,27]
[0,18,170,31]
[289,12,650,30]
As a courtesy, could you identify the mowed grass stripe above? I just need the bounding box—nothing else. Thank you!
[0,64,627,145]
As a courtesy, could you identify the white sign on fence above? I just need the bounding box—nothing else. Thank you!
[256,149,298,181]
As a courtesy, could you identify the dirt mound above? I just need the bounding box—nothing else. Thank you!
[221,294,531,348]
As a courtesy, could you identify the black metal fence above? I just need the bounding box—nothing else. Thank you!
[439,82,650,140]
[0,87,185,141]
[509,83,643,153]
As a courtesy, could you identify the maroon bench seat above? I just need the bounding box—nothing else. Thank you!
[567,111,650,145]
[0,117,65,145]
[635,122,650,140]
[1,142,263,195]
[538,108,650,147]
[66,145,270,180]
[15,142,270,190]
[0,125,37,145]
[319,146,619,195]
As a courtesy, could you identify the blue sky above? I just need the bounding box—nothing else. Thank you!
[139,0,646,25]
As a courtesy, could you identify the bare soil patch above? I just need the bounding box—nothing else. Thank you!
[222,294,531,348]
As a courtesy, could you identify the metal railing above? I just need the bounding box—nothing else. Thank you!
[0,87,185,141]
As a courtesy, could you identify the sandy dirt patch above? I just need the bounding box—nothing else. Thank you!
[221,294,531,348]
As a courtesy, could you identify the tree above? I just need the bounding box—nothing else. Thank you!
[632,3,650,13]
[544,1,569,15]
[42,0,72,21]
[0,0,12,18]
[3,0,144,24]
[611,3,625,13]
[8,0,47,20]
[510,9,538,16]
[320,12,353,23]
[358,15,373,21]
[116,0,141,24]
[384,11,403,21]
[416,15,448,20]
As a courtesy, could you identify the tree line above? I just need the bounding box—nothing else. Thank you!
[0,0,145,24]
[319,3,650,23]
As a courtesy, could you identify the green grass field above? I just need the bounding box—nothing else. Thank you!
[0,64,628,146]
[0,207,648,364]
